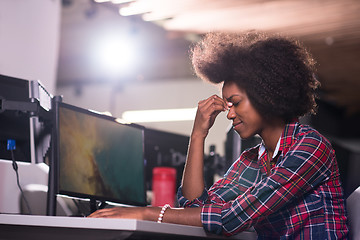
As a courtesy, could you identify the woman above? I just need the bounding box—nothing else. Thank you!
[89,31,349,239]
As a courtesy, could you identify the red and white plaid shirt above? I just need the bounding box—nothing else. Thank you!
[178,122,349,239]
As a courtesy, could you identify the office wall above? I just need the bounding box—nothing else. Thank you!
[0,0,61,94]
[0,0,61,213]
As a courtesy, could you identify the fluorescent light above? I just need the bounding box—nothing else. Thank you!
[122,108,197,123]
[142,12,168,22]
[119,1,152,16]
[111,0,135,4]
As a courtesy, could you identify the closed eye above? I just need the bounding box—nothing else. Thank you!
[232,101,240,107]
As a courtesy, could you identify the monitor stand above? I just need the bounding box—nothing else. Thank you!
[89,198,107,214]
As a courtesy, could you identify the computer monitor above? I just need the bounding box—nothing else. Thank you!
[0,74,53,164]
[0,74,31,162]
[55,102,147,208]
[143,128,189,191]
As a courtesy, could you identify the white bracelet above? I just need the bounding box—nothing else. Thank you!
[157,204,171,223]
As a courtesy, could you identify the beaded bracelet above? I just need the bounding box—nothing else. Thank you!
[157,204,171,223]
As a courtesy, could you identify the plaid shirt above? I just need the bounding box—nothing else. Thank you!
[178,122,349,239]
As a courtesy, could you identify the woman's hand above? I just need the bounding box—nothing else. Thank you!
[88,207,146,219]
[192,95,229,139]
[88,206,203,227]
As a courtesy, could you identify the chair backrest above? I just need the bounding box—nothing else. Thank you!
[347,186,360,240]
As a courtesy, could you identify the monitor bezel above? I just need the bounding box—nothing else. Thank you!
[55,101,147,207]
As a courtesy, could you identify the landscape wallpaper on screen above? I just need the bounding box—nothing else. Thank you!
[58,106,145,205]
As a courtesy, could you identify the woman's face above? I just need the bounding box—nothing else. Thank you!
[222,82,265,139]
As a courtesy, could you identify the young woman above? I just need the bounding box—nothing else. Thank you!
[89,31,349,239]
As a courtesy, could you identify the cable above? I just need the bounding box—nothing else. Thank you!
[8,140,32,215]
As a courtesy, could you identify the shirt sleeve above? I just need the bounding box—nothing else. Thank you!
[177,154,249,208]
[201,131,335,236]
[177,187,209,208]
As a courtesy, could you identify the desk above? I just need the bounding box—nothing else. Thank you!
[0,214,257,240]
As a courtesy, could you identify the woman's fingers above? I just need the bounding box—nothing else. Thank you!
[192,95,228,137]
[88,207,145,219]
[197,95,227,120]
[199,95,228,113]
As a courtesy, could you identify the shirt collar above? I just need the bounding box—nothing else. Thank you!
[257,121,302,161]
[258,136,281,160]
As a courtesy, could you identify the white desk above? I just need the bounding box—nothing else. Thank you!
[0,214,257,240]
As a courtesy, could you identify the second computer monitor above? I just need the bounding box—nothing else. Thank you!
[57,102,146,207]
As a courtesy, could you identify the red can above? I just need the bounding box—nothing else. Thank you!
[151,167,177,207]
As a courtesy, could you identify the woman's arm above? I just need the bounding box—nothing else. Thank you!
[88,205,203,227]
[181,95,229,201]
[180,133,206,201]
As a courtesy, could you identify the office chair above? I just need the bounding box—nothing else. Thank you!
[347,186,360,239]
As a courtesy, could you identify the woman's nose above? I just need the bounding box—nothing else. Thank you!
[227,107,235,120]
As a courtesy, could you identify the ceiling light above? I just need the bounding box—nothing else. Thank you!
[94,0,111,3]
[142,12,168,22]
[121,108,197,123]
[111,0,135,4]
[119,1,152,16]
[94,33,138,77]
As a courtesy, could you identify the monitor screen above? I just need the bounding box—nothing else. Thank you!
[57,102,146,206]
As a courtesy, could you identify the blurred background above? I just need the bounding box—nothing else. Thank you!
[0,0,359,205]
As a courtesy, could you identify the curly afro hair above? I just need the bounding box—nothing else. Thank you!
[191,31,320,123]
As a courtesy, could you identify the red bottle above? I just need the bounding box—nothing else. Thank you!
[151,167,177,207]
